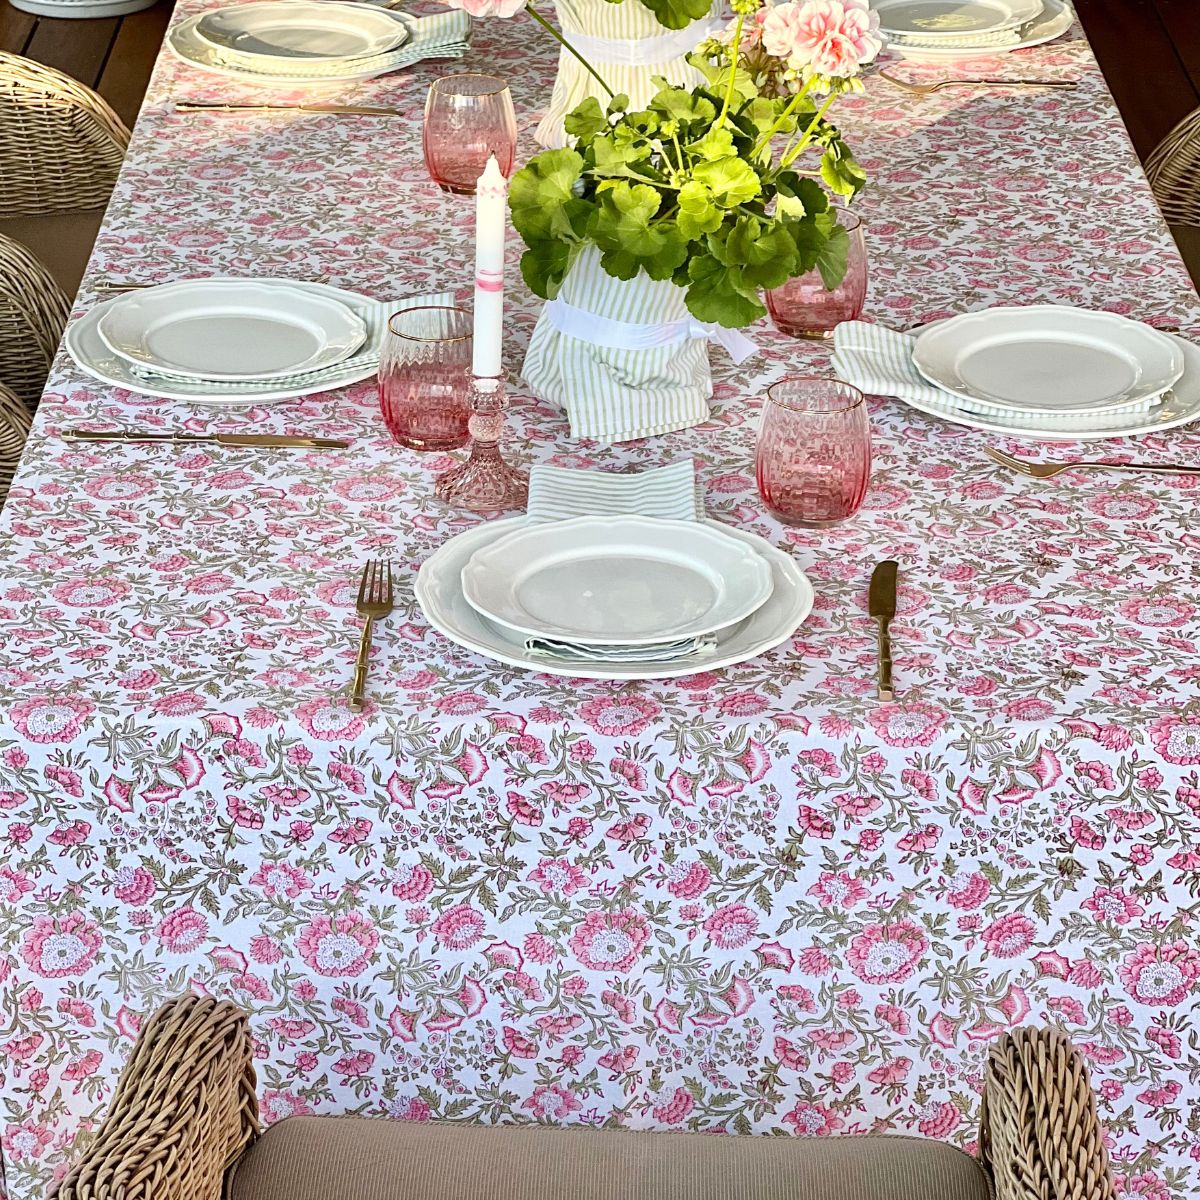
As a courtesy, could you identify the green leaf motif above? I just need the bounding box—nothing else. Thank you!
[691,156,761,208]
[591,181,688,281]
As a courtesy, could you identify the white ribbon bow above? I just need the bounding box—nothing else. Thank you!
[544,295,760,365]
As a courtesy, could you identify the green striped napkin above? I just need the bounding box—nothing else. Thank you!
[526,460,702,522]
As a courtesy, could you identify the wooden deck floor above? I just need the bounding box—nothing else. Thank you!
[0,0,174,129]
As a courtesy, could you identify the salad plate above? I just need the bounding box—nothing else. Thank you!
[196,2,409,63]
[874,0,1041,38]
[892,0,1072,57]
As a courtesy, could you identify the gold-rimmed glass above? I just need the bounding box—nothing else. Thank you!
[423,73,517,196]
[378,305,473,451]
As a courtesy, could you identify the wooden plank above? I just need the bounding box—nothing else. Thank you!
[1074,0,1199,160]
[97,0,173,128]
[1156,0,1200,95]
[0,4,38,53]
[23,12,118,88]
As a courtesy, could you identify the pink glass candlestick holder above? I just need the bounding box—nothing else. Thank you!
[435,376,528,512]
[756,377,872,527]
[423,74,517,196]
[766,208,868,339]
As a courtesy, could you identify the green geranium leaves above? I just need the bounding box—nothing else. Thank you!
[509,75,863,323]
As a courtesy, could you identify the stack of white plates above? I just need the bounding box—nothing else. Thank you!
[416,516,816,680]
[66,279,387,405]
[169,3,470,85]
[875,0,1074,59]
[908,306,1200,439]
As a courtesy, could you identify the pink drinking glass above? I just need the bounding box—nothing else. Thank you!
[378,306,473,451]
[423,74,517,196]
[756,378,872,527]
[766,208,868,339]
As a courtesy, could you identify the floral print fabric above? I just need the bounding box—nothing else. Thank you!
[1,6,1200,1200]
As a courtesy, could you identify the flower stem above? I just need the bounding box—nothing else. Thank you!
[527,4,615,99]
[749,75,814,160]
[780,92,836,168]
[717,14,744,126]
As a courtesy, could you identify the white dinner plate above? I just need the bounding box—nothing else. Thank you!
[66,281,383,405]
[893,0,1071,57]
[98,280,367,381]
[461,516,774,646]
[898,330,1200,440]
[196,2,408,64]
[913,305,1183,415]
[875,0,1040,37]
[417,519,815,681]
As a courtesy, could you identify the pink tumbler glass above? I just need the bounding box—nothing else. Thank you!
[766,208,868,339]
[756,378,872,527]
[423,74,517,196]
[378,305,473,452]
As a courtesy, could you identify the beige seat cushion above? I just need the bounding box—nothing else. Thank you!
[227,1117,992,1200]
[0,209,106,299]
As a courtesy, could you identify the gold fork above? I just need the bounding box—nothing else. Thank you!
[879,70,1079,96]
[349,559,394,710]
[986,446,1200,479]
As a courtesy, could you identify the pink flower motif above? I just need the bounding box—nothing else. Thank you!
[703,904,758,949]
[112,866,156,905]
[524,1083,582,1121]
[249,862,311,899]
[432,904,486,951]
[1081,886,1144,925]
[20,913,102,978]
[918,1101,960,1139]
[652,1086,694,1123]
[807,872,868,909]
[296,912,379,976]
[875,1003,910,1034]
[578,694,660,737]
[1119,942,1200,1006]
[391,862,434,902]
[866,702,946,748]
[847,920,927,984]
[294,697,365,743]
[9,694,93,743]
[156,908,208,954]
[524,932,557,963]
[503,1026,538,1059]
[569,908,649,972]
[666,859,711,899]
[981,913,1036,958]
[528,858,588,895]
[441,0,526,17]
[782,1100,844,1136]
[50,577,130,607]
[390,1096,431,1122]
[609,756,647,790]
[944,870,990,909]
[1148,713,1200,765]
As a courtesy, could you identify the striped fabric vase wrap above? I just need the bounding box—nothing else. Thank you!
[522,243,716,444]
[534,0,724,150]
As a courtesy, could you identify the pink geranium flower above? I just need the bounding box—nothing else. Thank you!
[762,0,881,79]
[441,0,526,16]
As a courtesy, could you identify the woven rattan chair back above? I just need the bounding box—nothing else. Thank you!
[0,232,69,409]
[0,382,31,509]
[1147,107,1200,227]
[979,1025,1116,1200]
[56,994,260,1200]
[0,51,130,218]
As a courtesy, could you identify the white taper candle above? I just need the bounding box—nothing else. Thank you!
[472,154,507,378]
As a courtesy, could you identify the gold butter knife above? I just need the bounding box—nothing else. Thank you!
[61,429,350,449]
[868,560,898,702]
[174,101,403,116]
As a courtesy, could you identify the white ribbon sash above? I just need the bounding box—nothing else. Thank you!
[544,293,760,365]
[566,18,724,67]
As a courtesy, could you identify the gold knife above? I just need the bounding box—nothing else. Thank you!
[868,560,898,702]
[174,102,403,116]
[61,429,350,449]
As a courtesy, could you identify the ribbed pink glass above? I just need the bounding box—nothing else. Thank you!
[423,74,517,196]
[766,209,868,339]
[378,306,473,451]
[756,378,872,527]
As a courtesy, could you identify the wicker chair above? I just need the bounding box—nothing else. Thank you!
[0,52,130,296]
[1147,109,1200,228]
[0,382,32,508]
[0,232,70,410]
[56,993,1116,1200]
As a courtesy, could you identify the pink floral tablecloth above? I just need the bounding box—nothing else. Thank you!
[2,6,1200,1199]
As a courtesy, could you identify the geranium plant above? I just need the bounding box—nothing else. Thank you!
[507,0,879,328]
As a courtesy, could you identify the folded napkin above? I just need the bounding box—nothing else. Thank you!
[526,634,718,662]
[526,459,703,522]
[210,10,471,77]
[130,289,453,391]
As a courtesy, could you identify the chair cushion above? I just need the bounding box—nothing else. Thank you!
[226,1117,993,1200]
[0,209,106,299]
